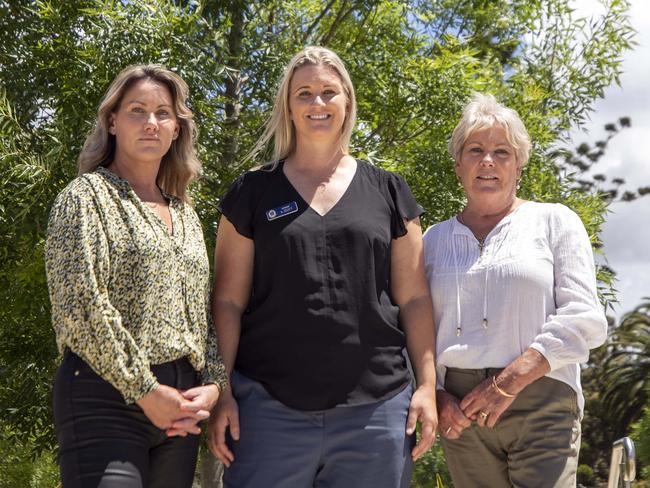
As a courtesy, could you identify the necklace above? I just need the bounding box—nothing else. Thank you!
[457,212,487,255]
[477,236,486,254]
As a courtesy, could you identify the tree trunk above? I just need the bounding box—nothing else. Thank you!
[220,0,246,167]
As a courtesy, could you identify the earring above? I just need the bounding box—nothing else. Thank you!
[516,178,521,190]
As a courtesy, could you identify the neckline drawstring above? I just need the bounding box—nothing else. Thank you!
[452,217,513,336]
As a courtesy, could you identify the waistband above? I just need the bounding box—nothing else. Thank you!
[63,347,192,371]
[446,367,505,377]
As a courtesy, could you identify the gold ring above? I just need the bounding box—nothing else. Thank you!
[445,426,452,435]
[479,411,488,419]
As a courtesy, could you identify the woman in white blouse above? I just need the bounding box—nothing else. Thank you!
[423,93,607,487]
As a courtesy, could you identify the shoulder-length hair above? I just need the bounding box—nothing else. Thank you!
[77,64,200,202]
[248,46,357,166]
[449,92,531,167]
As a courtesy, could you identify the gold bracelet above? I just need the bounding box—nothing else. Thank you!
[492,375,516,398]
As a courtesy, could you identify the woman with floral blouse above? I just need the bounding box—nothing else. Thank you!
[45,65,227,488]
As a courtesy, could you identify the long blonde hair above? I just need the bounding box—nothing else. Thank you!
[77,64,200,202]
[248,46,357,166]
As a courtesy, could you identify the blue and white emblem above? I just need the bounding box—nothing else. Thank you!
[266,201,299,221]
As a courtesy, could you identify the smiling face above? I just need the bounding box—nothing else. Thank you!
[455,125,521,201]
[109,79,179,166]
[288,64,348,146]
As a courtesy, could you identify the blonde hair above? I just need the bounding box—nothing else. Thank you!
[449,93,531,166]
[248,46,357,166]
[77,64,200,202]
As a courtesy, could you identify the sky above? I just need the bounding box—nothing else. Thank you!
[571,0,650,320]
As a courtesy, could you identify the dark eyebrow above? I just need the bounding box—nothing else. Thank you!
[126,100,173,109]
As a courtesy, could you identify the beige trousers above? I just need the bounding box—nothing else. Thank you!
[441,368,581,488]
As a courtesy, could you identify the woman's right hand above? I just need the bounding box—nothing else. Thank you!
[437,390,471,440]
[136,384,209,432]
[208,389,240,467]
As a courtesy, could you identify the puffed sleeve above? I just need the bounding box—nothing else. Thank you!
[201,312,229,391]
[45,182,159,404]
[218,172,260,238]
[529,204,608,371]
[384,171,425,238]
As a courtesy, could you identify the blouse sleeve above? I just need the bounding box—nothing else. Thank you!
[528,204,608,371]
[384,171,425,238]
[200,311,229,391]
[218,172,258,239]
[45,184,159,404]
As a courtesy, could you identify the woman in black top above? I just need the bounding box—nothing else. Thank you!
[208,46,437,487]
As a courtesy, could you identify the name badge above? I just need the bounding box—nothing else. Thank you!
[266,201,298,221]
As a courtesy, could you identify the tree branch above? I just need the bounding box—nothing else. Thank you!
[320,2,356,46]
[302,0,337,43]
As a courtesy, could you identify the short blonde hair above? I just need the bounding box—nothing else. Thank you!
[77,64,200,202]
[449,93,531,166]
[248,46,357,165]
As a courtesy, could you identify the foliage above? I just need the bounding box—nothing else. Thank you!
[551,117,649,204]
[0,0,636,484]
[580,301,650,484]
[0,423,59,488]
[631,406,650,482]
[602,300,650,437]
[576,463,595,486]
[412,439,452,487]
[578,338,614,482]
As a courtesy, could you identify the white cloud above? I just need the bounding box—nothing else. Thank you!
[602,199,650,263]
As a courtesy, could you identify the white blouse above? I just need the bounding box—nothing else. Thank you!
[423,201,607,413]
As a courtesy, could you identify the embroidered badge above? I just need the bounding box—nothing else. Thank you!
[266,201,298,221]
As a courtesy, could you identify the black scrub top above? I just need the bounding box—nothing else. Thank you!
[218,159,424,410]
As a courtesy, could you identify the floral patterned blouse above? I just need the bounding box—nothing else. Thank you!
[45,167,227,404]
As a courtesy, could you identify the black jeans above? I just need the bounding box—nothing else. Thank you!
[53,351,200,488]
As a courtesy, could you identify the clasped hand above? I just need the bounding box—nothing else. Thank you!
[136,383,220,437]
[437,378,517,439]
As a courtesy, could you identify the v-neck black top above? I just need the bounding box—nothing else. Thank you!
[219,160,424,410]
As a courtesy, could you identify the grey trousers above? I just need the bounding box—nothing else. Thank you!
[441,368,581,488]
[223,371,415,488]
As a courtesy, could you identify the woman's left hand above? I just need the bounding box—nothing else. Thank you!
[407,383,438,460]
[458,378,516,429]
[460,349,550,429]
[166,384,220,437]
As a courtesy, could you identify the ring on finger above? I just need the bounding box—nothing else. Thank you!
[479,411,488,419]
[445,426,452,435]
